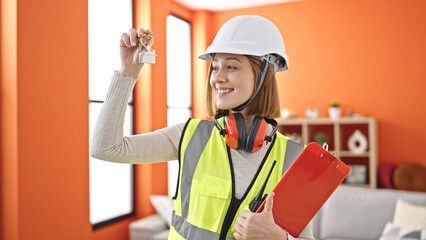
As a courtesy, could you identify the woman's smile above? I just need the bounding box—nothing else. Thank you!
[216,87,235,96]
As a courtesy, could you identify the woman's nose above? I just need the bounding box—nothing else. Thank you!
[211,68,226,83]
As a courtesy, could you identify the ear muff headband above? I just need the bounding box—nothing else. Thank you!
[213,114,278,153]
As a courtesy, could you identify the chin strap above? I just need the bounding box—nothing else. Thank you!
[232,59,269,112]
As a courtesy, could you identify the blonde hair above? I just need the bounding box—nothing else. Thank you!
[204,56,281,119]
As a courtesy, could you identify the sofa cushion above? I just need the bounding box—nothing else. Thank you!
[393,162,426,192]
[393,199,426,230]
[379,222,426,240]
[318,186,426,240]
[378,163,396,189]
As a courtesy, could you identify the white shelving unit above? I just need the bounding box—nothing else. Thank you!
[277,117,378,188]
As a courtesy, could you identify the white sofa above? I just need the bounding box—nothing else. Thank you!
[312,185,426,240]
[130,186,426,240]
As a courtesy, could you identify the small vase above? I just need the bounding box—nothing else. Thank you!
[348,130,368,154]
[328,107,341,120]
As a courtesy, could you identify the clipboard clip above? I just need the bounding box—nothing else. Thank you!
[321,142,339,168]
[321,142,337,156]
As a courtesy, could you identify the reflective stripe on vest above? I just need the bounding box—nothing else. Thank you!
[169,118,304,240]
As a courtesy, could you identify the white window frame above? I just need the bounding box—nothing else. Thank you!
[88,0,134,229]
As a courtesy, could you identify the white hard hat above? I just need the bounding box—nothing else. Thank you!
[198,15,289,72]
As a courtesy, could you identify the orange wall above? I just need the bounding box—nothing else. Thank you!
[210,0,426,167]
[0,0,182,239]
[191,10,213,118]
[1,0,92,239]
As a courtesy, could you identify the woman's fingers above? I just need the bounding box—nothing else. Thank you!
[137,28,145,38]
[145,29,154,37]
[121,32,131,48]
[120,27,154,50]
[137,28,153,37]
[121,28,151,48]
[128,28,138,46]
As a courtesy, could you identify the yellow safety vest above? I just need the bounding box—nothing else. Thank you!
[169,118,304,240]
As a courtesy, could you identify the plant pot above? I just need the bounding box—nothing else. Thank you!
[328,107,341,120]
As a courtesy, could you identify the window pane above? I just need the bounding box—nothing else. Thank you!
[89,0,133,102]
[89,103,133,224]
[167,15,192,197]
[167,108,191,127]
[166,15,191,108]
[168,160,179,197]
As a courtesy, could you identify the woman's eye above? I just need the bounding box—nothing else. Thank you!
[212,65,236,71]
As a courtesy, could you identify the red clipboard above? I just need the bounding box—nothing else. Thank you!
[256,142,350,237]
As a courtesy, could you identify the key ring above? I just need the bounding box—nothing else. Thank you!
[140,34,154,49]
[138,33,157,64]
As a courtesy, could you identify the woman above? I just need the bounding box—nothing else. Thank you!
[91,15,313,240]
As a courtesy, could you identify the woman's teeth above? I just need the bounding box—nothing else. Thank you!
[218,89,233,94]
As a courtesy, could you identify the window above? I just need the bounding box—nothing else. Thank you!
[88,0,134,228]
[166,15,192,196]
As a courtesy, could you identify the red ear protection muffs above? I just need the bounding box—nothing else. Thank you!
[213,113,278,153]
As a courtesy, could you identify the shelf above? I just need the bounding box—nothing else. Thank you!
[277,117,373,125]
[341,183,371,188]
[277,118,333,125]
[338,151,370,157]
[277,117,378,188]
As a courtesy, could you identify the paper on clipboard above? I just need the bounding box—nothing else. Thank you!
[256,142,350,237]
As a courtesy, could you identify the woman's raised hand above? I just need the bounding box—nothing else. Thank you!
[119,28,154,78]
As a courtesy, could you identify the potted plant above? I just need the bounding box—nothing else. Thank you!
[328,101,341,120]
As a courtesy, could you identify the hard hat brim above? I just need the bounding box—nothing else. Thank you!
[198,49,289,72]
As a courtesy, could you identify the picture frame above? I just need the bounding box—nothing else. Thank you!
[345,164,367,184]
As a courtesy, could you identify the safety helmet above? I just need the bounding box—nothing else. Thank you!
[198,15,289,72]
